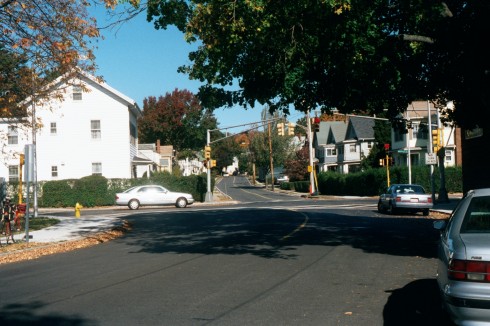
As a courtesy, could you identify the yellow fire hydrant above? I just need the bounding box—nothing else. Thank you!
[75,202,83,218]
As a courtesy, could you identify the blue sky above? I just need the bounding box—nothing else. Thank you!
[91,7,294,133]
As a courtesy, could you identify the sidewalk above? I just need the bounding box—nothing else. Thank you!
[25,215,123,243]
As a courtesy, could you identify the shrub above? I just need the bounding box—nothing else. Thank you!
[40,180,74,208]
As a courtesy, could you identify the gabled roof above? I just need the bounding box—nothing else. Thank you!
[316,121,346,145]
[345,116,375,141]
[76,70,141,118]
[327,123,348,144]
[28,68,141,118]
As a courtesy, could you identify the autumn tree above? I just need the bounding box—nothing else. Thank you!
[138,88,218,151]
[0,0,103,119]
[284,146,310,182]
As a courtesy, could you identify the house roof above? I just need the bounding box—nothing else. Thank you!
[28,68,141,118]
[139,144,156,151]
[345,116,375,140]
[132,155,153,165]
[77,70,141,118]
[328,122,348,144]
[316,121,346,145]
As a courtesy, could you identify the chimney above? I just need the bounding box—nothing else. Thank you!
[156,139,161,153]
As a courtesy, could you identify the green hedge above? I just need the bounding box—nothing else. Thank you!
[38,171,212,208]
[316,166,463,196]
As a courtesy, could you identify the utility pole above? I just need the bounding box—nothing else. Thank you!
[428,100,436,203]
[268,122,274,191]
[205,129,213,202]
[306,110,315,195]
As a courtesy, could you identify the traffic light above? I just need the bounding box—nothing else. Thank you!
[432,129,441,152]
[288,122,295,136]
[311,118,320,132]
[19,153,25,166]
[210,159,217,168]
[277,122,284,136]
[204,145,211,159]
[379,159,384,166]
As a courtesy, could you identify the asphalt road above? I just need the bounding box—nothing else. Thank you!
[0,177,454,325]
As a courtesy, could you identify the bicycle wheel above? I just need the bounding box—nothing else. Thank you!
[3,221,14,244]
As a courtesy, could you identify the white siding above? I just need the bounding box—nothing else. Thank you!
[0,73,139,182]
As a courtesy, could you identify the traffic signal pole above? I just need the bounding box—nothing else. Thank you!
[306,110,316,195]
[428,100,436,203]
[205,130,213,203]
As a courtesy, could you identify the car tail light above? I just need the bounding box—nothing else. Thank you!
[448,259,490,282]
[396,196,401,202]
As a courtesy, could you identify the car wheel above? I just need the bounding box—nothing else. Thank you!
[387,203,396,215]
[377,201,385,213]
[128,199,140,210]
[423,209,429,216]
[175,197,187,208]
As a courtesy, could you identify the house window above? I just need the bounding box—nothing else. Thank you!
[50,122,57,135]
[92,162,102,175]
[413,123,428,139]
[9,165,18,182]
[7,126,18,145]
[445,149,452,162]
[91,120,101,139]
[51,166,58,178]
[326,148,337,156]
[367,142,373,149]
[349,144,356,153]
[73,85,82,101]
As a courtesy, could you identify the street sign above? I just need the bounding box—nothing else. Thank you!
[398,149,408,154]
[425,153,437,165]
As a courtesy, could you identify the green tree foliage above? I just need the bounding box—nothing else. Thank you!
[0,47,29,117]
[211,134,243,171]
[138,89,218,151]
[361,119,392,169]
[139,1,487,129]
[248,125,294,179]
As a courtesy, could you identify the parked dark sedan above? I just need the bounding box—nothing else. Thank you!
[434,188,490,325]
[377,183,433,216]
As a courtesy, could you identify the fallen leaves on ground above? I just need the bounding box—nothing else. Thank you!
[0,221,132,265]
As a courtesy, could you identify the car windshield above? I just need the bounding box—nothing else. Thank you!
[461,196,490,233]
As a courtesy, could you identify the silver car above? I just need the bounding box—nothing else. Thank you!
[115,185,195,209]
[377,183,433,216]
[434,188,490,325]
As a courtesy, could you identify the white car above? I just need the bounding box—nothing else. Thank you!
[277,174,289,184]
[434,188,490,325]
[115,185,194,209]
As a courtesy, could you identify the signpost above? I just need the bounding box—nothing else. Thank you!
[425,153,437,165]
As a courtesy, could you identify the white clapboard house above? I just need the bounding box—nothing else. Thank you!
[0,70,143,182]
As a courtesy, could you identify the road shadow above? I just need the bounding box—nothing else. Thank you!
[383,279,455,326]
[0,301,95,325]
[121,208,441,259]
